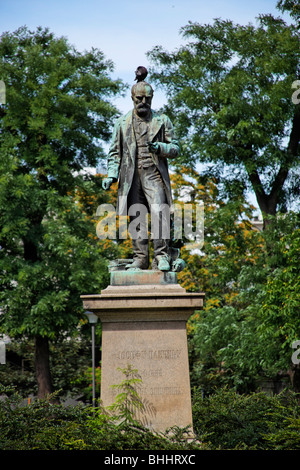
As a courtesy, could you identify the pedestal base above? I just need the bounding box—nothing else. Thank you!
[81,271,204,433]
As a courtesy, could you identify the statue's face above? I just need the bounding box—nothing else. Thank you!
[132,83,153,117]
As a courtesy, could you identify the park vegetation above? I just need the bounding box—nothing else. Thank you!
[1,367,300,450]
[0,0,299,450]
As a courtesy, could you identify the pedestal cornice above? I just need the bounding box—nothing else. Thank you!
[81,271,204,322]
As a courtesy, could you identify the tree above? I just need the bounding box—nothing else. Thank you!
[169,168,300,393]
[0,26,125,398]
[277,0,300,23]
[148,7,300,388]
[170,166,259,297]
[169,167,263,392]
[188,209,300,393]
[255,214,300,389]
[148,13,300,227]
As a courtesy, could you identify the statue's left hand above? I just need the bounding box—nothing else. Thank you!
[148,142,160,154]
[102,177,114,190]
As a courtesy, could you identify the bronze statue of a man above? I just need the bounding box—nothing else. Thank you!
[102,68,180,271]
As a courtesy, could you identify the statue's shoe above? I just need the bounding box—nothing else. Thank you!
[157,257,170,271]
[125,260,148,270]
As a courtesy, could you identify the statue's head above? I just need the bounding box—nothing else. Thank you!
[131,81,154,117]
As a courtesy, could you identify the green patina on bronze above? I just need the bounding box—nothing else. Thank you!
[110,270,178,286]
[102,67,184,273]
[105,106,179,215]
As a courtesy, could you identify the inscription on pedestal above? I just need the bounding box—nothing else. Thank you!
[101,321,192,431]
[81,273,205,432]
[113,348,182,360]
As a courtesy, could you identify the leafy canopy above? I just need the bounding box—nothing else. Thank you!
[0,26,125,340]
[148,14,300,217]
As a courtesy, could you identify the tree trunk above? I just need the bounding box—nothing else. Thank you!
[23,234,57,401]
[246,107,300,229]
[35,335,55,400]
[246,168,278,229]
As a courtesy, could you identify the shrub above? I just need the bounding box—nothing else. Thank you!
[0,382,201,450]
[192,387,300,449]
[1,381,299,450]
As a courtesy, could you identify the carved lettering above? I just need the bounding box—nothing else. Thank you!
[112,349,182,361]
[147,386,183,396]
[140,369,162,378]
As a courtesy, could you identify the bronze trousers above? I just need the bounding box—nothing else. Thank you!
[127,162,170,269]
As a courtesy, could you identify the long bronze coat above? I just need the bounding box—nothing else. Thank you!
[106,110,180,215]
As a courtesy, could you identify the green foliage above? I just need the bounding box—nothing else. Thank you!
[148,13,300,218]
[0,387,91,450]
[277,0,300,23]
[171,167,259,297]
[106,365,144,425]
[106,365,163,430]
[171,168,300,393]
[258,223,300,356]
[0,379,201,450]
[1,382,299,450]
[0,181,110,339]
[222,213,300,379]
[0,333,101,401]
[0,27,124,346]
[192,387,300,449]
[189,211,300,392]
[263,417,300,450]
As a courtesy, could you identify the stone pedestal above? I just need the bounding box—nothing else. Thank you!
[81,271,204,433]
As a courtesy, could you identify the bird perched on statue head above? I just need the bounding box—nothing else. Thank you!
[134,66,148,82]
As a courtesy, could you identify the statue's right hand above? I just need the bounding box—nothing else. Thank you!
[102,177,114,190]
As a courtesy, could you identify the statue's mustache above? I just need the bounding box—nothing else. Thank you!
[138,102,150,108]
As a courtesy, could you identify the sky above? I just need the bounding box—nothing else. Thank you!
[0,0,290,113]
[0,0,292,214]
